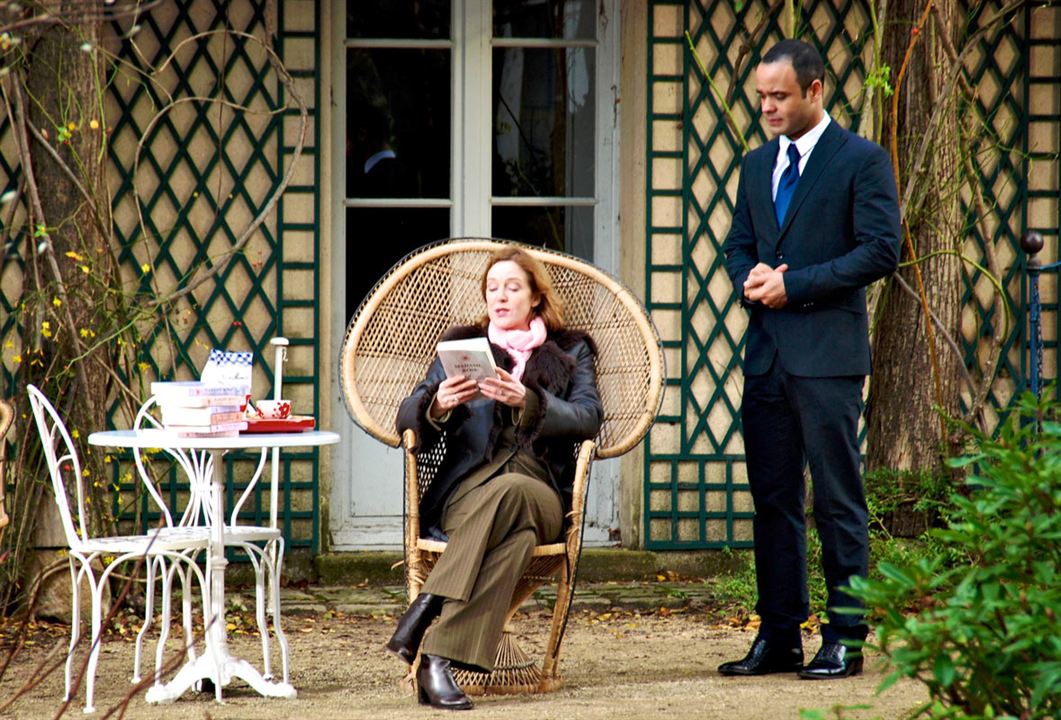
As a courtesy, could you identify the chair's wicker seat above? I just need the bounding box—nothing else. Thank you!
[339,238,663,694]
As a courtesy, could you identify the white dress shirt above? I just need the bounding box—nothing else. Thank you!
[771,112,831,200]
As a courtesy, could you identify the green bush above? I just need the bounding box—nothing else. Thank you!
[848,394,1060,719]
[865,466,952,537]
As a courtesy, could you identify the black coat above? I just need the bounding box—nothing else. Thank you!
[724,122,901,377]
[397,325,604,536]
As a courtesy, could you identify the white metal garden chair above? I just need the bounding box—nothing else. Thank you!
[26,384,211,713]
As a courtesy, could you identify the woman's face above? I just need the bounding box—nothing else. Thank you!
[485,260,539,331]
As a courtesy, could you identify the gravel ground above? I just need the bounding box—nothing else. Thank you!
[0,608,926,719]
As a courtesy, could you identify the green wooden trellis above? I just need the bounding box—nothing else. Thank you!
[104,0,323,554]
[0,0,323,555]
[644,0,1059,550]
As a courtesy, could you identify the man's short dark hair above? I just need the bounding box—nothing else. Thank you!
[761,39,825,93]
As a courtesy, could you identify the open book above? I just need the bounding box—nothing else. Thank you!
[436,337,498,384]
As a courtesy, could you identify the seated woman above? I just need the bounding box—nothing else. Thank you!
[385,246,604,710]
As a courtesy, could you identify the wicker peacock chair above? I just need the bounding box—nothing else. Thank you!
[338,238,664,694]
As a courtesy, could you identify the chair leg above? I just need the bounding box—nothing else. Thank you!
[540,562,576,690]
[179,559,198,667]
[249,546,273,680]
[84,568,107,714]
[132,555,159,683]
[268,538,291,685]
[155,557,175,687]
[65,561,81,703]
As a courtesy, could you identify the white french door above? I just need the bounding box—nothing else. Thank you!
[330,0,620,550]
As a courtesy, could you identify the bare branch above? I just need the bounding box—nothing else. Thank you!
[125,29,308,309]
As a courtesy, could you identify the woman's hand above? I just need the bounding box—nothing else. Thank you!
[478,368,527,408]
[429,375,479,420]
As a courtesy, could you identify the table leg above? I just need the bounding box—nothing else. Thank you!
[145,448,295,704]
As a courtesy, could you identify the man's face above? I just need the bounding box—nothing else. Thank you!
[755,60,823,140]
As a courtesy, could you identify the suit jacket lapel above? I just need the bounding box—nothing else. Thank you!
[778,122,848,238]
[747,138,781,249]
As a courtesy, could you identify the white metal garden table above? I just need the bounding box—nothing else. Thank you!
[87,429,339,704]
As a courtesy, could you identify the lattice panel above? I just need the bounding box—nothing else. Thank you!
[1022,3,1060,395]
[0,1,323,553]
[111,0,321,552]
[0,124,24,399]
[959,1,1030,424]
[644,0,1052,549]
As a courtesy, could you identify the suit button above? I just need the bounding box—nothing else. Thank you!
[775,252,784,260]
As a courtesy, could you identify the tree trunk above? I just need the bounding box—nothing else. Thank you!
[20,2,114,587]
[24,0,111,439]
[867,0,965,512]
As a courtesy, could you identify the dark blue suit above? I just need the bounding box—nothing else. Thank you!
[724,121,900,643]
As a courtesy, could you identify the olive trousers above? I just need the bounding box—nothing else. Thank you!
[420,472,563,671]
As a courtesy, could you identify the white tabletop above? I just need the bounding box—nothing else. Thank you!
[88,429,340,450]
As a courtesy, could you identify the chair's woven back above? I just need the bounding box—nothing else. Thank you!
[339,238,664,459]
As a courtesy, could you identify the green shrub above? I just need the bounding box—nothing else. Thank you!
[865,466,952,537]
[848,394,1060,719]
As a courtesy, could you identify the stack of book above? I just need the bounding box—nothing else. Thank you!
[150,381,249,437]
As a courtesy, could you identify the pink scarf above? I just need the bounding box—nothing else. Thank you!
[487,316,547,381]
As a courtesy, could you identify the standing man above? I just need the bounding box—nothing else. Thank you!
[720,39,901,679]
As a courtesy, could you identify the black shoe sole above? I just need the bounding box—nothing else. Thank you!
[417,685,473,710]
[718,665,802,676]
[797,661,864,680]
[384,641,415,665]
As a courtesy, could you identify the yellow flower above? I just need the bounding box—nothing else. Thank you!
[137,361,149,372]
[141,263,151,274]
[71,429,80,439]
[89,119,99,130]
[11,355,20,363]
[80,265,90,274]
[67,122,77,131]
[79,328,89,338]
[52,297,62,307]
[65,250,84,261]
[41,321,52,338]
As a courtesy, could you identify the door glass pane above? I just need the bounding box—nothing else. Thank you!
[491,206,593,260]
[347,0,450,40]
[345,208,450,318]
[347,49,451,199]
[493,47,595,198]
[494,0,595,40]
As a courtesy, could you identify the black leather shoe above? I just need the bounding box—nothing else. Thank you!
[385,593,443,664]
[718,636,803,676]
[417,654,473,710]
[798,642,863,679]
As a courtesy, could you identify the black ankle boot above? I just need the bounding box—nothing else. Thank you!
[417,654,473,710]
[385,593,443,664]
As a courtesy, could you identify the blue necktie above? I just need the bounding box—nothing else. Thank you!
[774,143,801,225]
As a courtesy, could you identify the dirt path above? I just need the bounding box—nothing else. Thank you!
[0,610,925,719]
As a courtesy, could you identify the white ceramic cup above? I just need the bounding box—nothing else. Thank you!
[257,399,292,419]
